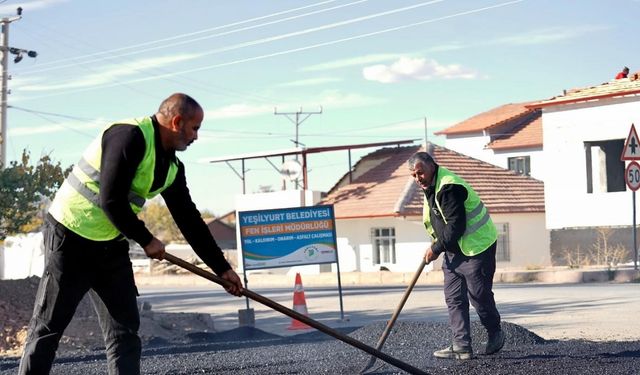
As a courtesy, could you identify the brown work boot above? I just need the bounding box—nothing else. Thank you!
[433,344,473,360]
[485,330,506,355]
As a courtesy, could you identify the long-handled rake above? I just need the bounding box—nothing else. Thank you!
[360,259,427,374]
[163,253,428,375]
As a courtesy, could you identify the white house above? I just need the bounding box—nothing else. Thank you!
[530,78,640,265]
[320,143,549,272]
[435,102,545,181]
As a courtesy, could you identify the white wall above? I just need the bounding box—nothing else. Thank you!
[492,148,545,181]
[335,213,549,271]
[444,133,494,164]
[542,97,640,229]
[446,134,545,181]
[335,217,428,273]
[492,212,550,268]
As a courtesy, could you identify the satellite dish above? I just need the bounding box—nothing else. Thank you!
[280,160,302,181]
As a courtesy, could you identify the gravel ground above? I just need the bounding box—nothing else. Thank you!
[2,320,639,374]
[0,277,217,357]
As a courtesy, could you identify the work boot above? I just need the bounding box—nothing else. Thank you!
[433,344,473,360]
[485,330,506,355]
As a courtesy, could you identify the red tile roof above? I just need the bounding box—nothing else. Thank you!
[321,146,419,219]
[320,144,545,219]
[487,116,542,151]
[530,79,640,108]
[435,102,537,135]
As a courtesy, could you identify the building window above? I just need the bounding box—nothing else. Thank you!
[495,223,510,262]
[371,227,396,265]
[508,156,531,176]
[584,140,625,193]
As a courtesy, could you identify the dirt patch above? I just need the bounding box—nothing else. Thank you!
[0,277,216,358]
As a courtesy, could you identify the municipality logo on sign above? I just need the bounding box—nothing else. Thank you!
[303,246,319,260]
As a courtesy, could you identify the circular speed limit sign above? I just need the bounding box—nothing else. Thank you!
[626,161,640,191]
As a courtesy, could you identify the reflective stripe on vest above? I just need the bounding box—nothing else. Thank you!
[48,117,178,241]
[71,157,146,207]
[423,166,497,256]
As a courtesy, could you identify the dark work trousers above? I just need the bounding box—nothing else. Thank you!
[442,242,501,348]
[19,216,141,375]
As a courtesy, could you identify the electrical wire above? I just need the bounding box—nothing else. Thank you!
[14,0,525,102]
[16,0,346,72]
[8,105,102,138]
[17,0,370,75]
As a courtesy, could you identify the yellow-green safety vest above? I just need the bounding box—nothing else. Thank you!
[49,117,178,241]
[423,166,497,256]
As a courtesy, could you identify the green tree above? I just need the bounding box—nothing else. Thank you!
[0,149,71,240]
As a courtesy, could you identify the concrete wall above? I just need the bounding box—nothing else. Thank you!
[542,97,640,229]
[550,226,638,266]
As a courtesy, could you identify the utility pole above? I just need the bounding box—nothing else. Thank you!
[0,7,37,168]
[274,106,323,150]
[274,106,322,191]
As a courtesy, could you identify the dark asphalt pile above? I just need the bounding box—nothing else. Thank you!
[1,320,639,374]
[0,277,217,357]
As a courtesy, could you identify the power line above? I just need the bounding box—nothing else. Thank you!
[14,0,442,92]
[13,17,280,104]
[16,0,345,72]
[17,0,370,76]
[13,0,525,103]
[8,106,97,138]
[8,105,102,122]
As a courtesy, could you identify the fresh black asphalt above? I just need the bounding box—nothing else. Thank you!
[2,321,639,374]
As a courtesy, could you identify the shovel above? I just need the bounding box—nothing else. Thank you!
[163,253,428,375]
[360,258,428,374]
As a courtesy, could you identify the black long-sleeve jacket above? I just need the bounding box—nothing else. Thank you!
[423,165,469,256]
[99,115,231,275]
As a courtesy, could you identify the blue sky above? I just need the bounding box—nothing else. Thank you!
[3,0,638,215]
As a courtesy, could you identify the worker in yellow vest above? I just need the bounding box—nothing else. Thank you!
[19,93,243,375]
[408,150,505,360]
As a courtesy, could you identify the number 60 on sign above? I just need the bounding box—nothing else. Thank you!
[626,161,640,191]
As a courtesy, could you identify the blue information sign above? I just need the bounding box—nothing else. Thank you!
[238,205,338,270]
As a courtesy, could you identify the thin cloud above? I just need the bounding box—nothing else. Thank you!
[317,89,384,108]
[205,90,382,120]
[9,119,105,137]
[301,53,403,72]
[19,54,199,92]
[363,56,477,83]
[276,77,342,87]
[426,43,465,52]
[15,1,523,102]
[490,25,610,46]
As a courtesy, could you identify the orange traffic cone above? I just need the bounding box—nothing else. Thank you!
[288,272,311,330]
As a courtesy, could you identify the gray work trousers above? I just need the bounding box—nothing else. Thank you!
[442,242,501,348]
[18,216,141,375]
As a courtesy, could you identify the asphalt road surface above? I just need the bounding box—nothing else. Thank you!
[138,282,640,341]
[2,282,638,374]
